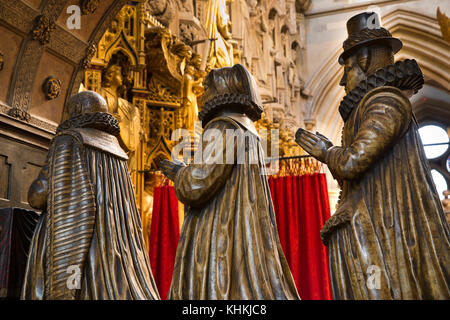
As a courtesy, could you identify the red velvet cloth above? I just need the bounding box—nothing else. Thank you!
[149,185,180,300]
[269,173,333,300]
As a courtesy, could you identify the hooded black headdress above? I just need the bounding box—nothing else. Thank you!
[198,64,264,127]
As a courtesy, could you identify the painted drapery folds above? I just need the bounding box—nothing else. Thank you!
[161,65,299,299]
[296,13,450,300]
[21,91,160,300]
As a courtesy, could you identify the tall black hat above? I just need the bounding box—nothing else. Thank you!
[338,12,402,65]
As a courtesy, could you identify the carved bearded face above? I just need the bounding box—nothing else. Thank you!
[340,44,394,94]
[340,54,366,94]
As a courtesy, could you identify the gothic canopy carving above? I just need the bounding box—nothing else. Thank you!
[145,26,203,95]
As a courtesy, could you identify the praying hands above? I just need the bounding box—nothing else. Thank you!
[295,128,333,163]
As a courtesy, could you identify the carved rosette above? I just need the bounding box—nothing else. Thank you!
[32,15,56,45]
[8,107,31,122]
[80,0,101,15]
[43,76,62,100]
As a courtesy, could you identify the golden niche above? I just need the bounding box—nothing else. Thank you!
[82,2,210,223]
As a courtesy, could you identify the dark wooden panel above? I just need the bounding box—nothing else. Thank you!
[0,207,39,299]
[0,136,47,210]
[0,155,11,200]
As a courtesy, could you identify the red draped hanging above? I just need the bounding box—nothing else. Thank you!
[269,170,333,300]
[148,185,180,300]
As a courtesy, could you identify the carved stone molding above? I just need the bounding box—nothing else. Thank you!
[10,41,45,110]
[6,1,68,111]
[303,118,316,131]
[80,0,101,15]
[1,102,57,134]
[32,15,56,45]
[0,0,37,34]
[42,76,62,100]
[48,26,89,64]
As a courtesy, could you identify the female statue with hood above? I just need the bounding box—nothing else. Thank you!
[161,64,299,300]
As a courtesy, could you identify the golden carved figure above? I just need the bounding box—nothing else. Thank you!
[205,0,234,68]
[160,64,299,299]
[180,64,203,132]
[22,91,160,300]
[99,62,143,171]
[296,13,450,299]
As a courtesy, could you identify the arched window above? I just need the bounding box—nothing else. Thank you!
[413,83,450,200]
[418,124,449,199]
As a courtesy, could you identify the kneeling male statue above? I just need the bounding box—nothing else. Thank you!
[296,12,449,299]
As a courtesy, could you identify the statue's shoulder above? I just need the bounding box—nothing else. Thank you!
[208,114,259,138]
[360,85,412,114]
[205,116,242,130]
[53,129,83,146]
[63,127,128,160]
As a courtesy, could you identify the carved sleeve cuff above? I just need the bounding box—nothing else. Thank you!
[325,87,412,181]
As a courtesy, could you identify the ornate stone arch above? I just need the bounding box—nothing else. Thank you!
[267,2,284,19]
[63,0,130,121]
[103,31,139,66]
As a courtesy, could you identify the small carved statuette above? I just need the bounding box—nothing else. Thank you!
[32,15,56,45]
[82,44,97,69]
[42,76,61,100]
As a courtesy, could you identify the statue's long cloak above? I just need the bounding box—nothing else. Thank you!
[322,86,450,299]
[168,114,299,300]
[21,127,160,300]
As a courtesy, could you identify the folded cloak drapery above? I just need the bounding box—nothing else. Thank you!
[323,86,450,299]
[168,115,299,300]
[21,128,160,300]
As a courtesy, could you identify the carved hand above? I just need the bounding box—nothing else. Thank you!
[160,159,185,181]
[295,128,333,163]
